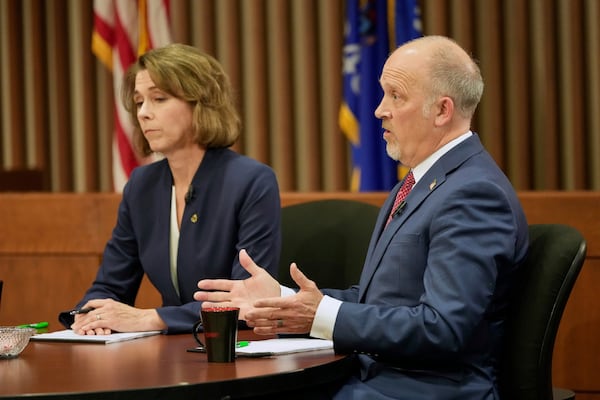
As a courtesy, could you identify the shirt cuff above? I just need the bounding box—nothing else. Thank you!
[280,285,296,297]
[310,295,342,340]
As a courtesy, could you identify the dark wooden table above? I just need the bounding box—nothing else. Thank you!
[0,331,353,399]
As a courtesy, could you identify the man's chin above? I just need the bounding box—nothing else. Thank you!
[385,146,400,161]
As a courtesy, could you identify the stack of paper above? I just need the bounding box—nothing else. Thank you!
[30,329,161,344]
[235,338,333,357]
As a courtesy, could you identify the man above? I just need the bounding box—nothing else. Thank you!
[194,35,528,400]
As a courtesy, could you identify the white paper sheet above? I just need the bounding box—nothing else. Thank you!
[30,329,161,344]
[235,338,333,357]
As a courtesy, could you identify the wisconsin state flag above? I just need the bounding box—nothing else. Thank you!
[339,0,421,191]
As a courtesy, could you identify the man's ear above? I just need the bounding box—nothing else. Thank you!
[434,96,454,127]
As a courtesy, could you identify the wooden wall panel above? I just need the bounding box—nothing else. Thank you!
[0,191,598,400]
[0,193,119,254]
[0,256,101,326]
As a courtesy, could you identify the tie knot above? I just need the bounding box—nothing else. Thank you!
[396,170,415,203]
[403,171,415,190]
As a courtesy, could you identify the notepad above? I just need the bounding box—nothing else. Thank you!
[31,329,161,344]
[234,338,333,357]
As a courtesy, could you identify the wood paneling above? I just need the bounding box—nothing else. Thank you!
[0,191,598,398]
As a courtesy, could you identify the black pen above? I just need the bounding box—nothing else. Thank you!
[69,307,95,315]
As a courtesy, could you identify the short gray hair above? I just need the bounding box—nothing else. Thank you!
[417,36,484,119]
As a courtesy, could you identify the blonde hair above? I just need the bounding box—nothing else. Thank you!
[121,43,241,156]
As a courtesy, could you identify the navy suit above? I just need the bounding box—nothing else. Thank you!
[324,135,528,399]
[60,148,281,333]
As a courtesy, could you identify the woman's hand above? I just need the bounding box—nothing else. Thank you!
[70,299,166,335]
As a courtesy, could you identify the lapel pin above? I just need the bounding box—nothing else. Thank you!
[190,213,198,223]
[429,179,437,191]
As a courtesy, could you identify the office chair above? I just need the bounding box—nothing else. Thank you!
[279,199,380,289]
[499,224,586,400]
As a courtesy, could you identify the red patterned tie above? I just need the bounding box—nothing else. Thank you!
[385,171,415,227]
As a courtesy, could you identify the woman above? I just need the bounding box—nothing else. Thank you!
[59,44,281,335]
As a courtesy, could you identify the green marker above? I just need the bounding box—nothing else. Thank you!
[17,321,49,329]
[236,341,249,348]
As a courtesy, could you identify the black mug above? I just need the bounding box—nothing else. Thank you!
[193,307,239,362]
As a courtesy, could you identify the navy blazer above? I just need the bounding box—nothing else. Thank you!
[60,148,281,333]
[324,135,528,400]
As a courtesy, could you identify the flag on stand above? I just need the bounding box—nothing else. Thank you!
[92,0,172,192]
[339,0,421,192]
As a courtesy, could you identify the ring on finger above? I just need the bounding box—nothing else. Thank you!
[96,314,101,321]
[277,319,283,328]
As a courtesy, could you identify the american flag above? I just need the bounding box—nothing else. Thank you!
[92,0,172,191]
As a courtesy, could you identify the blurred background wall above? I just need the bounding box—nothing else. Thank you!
[1,0,599,192]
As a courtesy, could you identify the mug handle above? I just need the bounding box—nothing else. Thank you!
[192,320,206,350]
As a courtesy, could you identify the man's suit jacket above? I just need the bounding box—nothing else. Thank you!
[324,134,528,400]
[60,148,281,333]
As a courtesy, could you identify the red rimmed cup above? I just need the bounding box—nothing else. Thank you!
[193,307,240,362]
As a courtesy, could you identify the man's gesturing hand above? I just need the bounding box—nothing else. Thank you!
[193,249,281,320]
[245,262,324,335]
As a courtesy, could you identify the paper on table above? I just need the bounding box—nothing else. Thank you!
[235,338,333,357]
[30,329,161,344]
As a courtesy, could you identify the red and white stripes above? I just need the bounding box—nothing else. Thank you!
[92,0,171,192]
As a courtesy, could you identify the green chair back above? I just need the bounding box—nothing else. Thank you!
[279,199,380,289]
[500,224,586,400]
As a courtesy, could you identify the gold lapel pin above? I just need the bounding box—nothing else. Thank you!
[191,213,198,223]
[429,179,437,191]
